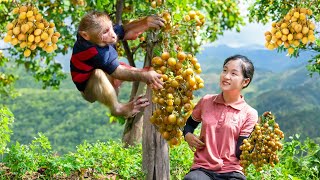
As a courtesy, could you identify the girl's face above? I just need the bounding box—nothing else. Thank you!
[219,59,249,92]
[90,19,117,47]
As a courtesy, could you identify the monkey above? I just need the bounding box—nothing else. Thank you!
[70,11,165,118]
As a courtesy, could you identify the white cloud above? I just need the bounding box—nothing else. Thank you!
[212,21,272,48]
[208,0,272,48]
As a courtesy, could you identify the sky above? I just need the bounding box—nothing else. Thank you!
[208,0,271,48]
[210,22,271,48]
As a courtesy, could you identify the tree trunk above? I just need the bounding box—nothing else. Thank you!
[142,88,170,180]
[122,82,145,147]
[142,34,170,179]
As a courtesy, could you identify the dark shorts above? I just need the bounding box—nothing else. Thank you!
[184,168,246,180]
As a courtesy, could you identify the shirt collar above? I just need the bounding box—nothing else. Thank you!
[213,93,246,110]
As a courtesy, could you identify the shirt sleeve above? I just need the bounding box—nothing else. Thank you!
[240,108,258,137]
[191,97,204,122]
[96,46,120,75]
[114,24,125,41]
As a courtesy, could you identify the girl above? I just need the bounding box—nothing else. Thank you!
[183,55,258,180]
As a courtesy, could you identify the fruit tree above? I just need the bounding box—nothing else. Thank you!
[2,0,318,179]
[248,0,320,75]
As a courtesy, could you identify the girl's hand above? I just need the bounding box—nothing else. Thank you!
[185,133,205,152]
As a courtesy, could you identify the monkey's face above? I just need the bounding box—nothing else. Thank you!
[90,19,117,47]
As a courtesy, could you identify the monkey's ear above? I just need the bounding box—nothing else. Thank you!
[79,31,90,41]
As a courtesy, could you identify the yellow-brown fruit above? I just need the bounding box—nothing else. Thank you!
[177,51,186,61]
[24,49,31,57]
[301,37,308,44]
[3,35,12,43]
[41,32,49,40]
[288,47,294,55]
[49,22,55,28]
[21,24,30,34]
[6,23,14,31]
[293,12,300,18]
[30,44,37,50]
[51,36,59,43]
[12,26,20,35]
[280,23,288,29]
[161,52,170,60]
[34,29,42,36]
[264,31,272,36]
[26,11,33,18]
[48,28,54,35]
[151,1,156,8]
[7,30,13,36]
[35,14,42,21]
[281,35,287,42]
[284,41,290,48]
[281,28,289,35]
[45,45,54,53]
[34,36,41,43]
[267,43,275,50]
[265,35,272,42]
[295,33,303,40]
[12,7,19,14]
[291,16,298,22]
[19,6,28,13]
[308,35,315,42]
[11,38,18,45]
[28,34,35,42]
[20,42,27,48]
[293,40,300,47]
[300,8,307,14]
[287,34,293,41]
[307,9,312,16]
[188,10,196,19]
[184,15,191,21]
[302,26,309,34]
[299,13,306,20]
[37,23,45,29]
[167,57,177,66]
[17,34,26,41]
[19,12,27,20]
[309,23,315,30]
[294,24,302,33]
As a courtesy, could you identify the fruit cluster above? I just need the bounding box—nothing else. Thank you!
[150,0,162,8]
[3,4,60,57]
[240,111,284,173]
[150,51,204,147]
[71,0,85,6]
[265,7,316,55]
[184,10,206,28]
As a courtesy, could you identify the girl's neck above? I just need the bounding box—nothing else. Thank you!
[222,91,241,105]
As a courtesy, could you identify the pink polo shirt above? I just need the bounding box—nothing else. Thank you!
[191,93,258,174]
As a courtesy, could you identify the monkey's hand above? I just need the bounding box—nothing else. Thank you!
[144,15,165,30]
[123,15,165,40]
[144,70,163,90]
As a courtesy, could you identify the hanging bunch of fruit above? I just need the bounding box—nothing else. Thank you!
[264,7,316,55]
[3,3,60,57]
[240,111,285,173]
[148,4,206,147]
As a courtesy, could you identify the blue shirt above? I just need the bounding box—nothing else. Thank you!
[70,25,125,91]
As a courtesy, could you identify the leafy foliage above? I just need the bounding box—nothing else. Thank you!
[0,133,319,179]
[0,105,14,154]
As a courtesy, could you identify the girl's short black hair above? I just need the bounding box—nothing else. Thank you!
[223,55,254,89]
